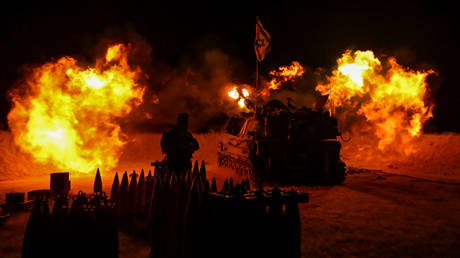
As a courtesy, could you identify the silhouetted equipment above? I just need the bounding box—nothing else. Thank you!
[22,162,308,258]
[218,99,346,185]
[1,192,30,215]
[23,173,119,258]
[50,172,71,197]
[27,189,51,201]
[147,160,307,258]
[6,192,25,209]
[22,195,50,257]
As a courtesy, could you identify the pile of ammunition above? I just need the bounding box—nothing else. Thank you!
[20,160,308,258]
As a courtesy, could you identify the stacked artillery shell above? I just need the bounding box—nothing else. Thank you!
[245,177,251,191]
[22,196,50,258]
[49,195,70,257]
[229,177,234,192]
[267,187,284,258]
[118,172,129,219]
[23,169,122,258]
[203,183,307,258]
[192,160,199,179]
[175,171,188,257]
[144,170,154,214]
[75,190,119,258]
[93,192,118,258]
[136,169,146,216]
[222,179,229,193]
[94,168,103,193]
[150,171,163,257]
[200,160,206,182]
[128,170,138,216]
[151,168,182,258]
[204,179,210,194]
[69,191,91,258]
[149,160,208,258]
[249,188,270,258]
[182,176,205,257]
[185,168,192,187]
[211,178,217,192]
[285,190,301,258]
[145,159,306,258]
[111,172,120,203]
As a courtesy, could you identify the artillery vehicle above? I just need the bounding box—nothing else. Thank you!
[218,99,346,185]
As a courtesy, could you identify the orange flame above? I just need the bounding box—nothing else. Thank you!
[7,43,146,174]
[265,61,304,93]
[316,50,435,154]
[227,86,250,108]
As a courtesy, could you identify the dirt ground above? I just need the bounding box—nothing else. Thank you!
[1,132,460,257]
[1,169,460,257]
[298,169,460,257]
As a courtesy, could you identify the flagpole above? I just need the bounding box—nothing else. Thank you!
[255,60,259,90]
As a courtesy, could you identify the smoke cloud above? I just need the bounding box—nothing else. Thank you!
[125,48,248,133]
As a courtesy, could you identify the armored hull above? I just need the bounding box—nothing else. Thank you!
[218,99,346,185]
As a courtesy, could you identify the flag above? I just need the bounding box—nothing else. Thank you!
[254,16,271,62]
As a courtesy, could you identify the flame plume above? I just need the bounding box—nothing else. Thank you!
[226,62,304,109]
[7,44,146,174]
[316,50,435,154]
[263,61,304,94]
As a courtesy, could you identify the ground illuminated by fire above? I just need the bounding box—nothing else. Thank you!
[1,131,460,196]
[1,131,460,257]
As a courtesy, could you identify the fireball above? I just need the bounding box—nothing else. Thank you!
[316,50,435,153]
[7,43,146,174]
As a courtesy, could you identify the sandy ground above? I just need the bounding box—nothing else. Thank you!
[1,170,460,257]
[341,132,460,183]
[1,131,460,256]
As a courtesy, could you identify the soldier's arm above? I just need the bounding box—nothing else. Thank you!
[188,133,199,151]
[192,137,199,151]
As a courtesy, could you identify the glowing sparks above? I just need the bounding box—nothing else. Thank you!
[7,43,146,174]
[315,50,435,153]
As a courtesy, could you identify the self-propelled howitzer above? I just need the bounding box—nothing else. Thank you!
[218,99,346,185]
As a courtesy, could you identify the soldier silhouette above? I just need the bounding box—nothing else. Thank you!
[161,113,199,173]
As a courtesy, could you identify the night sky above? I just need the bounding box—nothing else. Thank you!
[1,2,458,132]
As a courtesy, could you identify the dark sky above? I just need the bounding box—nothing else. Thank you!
[1,2,458,132]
